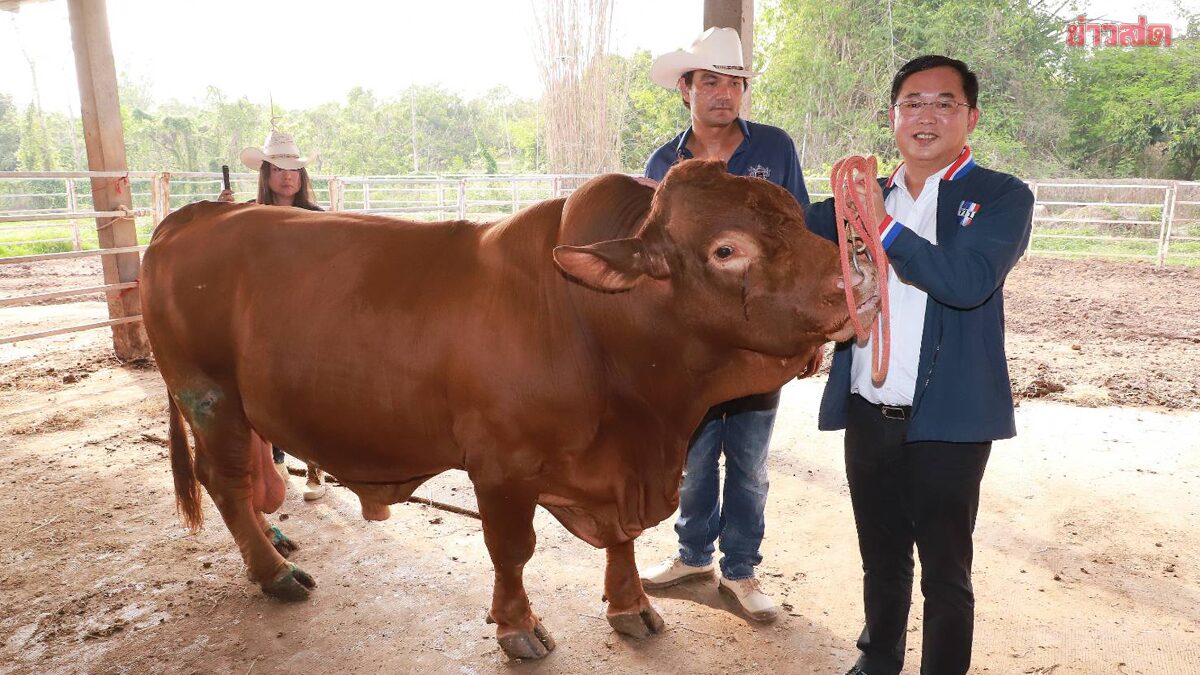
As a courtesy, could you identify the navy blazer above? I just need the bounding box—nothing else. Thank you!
[805,156,1034,443]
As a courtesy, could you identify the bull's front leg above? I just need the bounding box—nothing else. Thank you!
[604,540,665,638]
[475,484,556,660]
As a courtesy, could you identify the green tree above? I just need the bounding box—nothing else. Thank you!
[753,0,1070,177]
[1064,35,1200,180]
[616,49,689,172]
[754,0,897,171]
[0,94,22,171]
[17,104,58,171]
[291,87,405,175]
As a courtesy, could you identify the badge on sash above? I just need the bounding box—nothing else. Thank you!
[957,200,981,226]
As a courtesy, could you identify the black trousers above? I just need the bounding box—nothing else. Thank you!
[844,394,991,675]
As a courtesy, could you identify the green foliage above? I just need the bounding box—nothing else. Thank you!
[16,104,75,172]
[616,50,690,172]
[37,81,547,177]
[0,94,19,171]
[1064,35,1200,180]
[122,85,266,173]
[753,0,1070,177]
[754,0,897,167]
[1,2,1197,182]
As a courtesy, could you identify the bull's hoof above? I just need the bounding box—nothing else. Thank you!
[606,605,665,639]
[266,525,299,558]
[496,622,556,660]
[261,563,316,601]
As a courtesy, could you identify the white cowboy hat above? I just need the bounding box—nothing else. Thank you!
[650,27,759,89]
[239,130,310,170]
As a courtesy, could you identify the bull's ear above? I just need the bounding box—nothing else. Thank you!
[553,238,668,292]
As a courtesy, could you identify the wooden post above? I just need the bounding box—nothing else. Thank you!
[157,171,172,223]
[149,172,161,226]
[1158,183,1176,267]
[68,0,149,360]
[704,0,754,119]
[327,177,343,212]
[65,178,81,251]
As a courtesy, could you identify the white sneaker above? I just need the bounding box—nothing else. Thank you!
[718,575,779,622]
[640,556,715,589]
[303,465,326,501]
[274,460,290,488]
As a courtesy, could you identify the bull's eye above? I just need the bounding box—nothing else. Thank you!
[714,245,734,260]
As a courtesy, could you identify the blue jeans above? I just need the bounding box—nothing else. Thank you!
[675,389,779,580]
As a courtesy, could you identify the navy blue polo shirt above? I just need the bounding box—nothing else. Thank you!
[644,118,810,206]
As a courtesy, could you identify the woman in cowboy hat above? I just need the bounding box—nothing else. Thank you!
[218,129,328,501]
[218,130,323,211]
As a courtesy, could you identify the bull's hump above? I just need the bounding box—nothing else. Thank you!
[559,174,653,246]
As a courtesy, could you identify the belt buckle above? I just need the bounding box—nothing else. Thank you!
[880,404,906,420]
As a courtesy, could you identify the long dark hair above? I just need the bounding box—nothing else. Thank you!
[256,163,322,210]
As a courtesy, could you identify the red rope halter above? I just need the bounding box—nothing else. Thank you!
[830,155,890,385]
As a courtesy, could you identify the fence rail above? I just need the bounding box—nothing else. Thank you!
[2,170,1199,348]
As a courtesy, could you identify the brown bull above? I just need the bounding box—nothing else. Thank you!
[140,159,879,659]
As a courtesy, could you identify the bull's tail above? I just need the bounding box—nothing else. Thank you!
[168,394,204,531]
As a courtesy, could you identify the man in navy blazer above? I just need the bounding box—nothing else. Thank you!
[805,55,1033,675]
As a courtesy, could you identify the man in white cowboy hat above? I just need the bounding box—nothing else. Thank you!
[639,26,810,623]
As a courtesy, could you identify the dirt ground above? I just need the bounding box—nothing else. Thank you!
[1,256,1198,674]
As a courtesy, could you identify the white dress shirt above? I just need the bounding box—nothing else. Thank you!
[850,161,951,406]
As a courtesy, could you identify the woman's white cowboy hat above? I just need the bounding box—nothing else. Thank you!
[239,130,310,170]
[650,27,759,89]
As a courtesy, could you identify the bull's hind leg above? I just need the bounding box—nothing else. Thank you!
[248,432,299,558]
[254,511,299,558]
[604,540,665,638]
[475,484,555,660]
[183,390,315,601]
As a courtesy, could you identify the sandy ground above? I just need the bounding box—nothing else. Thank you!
[1,256,1199,674]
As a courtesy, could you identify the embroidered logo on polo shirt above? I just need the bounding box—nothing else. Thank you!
[958,200,981,226]
[747,165,771,180]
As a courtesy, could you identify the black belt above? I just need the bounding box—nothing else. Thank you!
[854,394,911,420]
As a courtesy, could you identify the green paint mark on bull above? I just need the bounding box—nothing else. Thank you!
[174,388,223,433]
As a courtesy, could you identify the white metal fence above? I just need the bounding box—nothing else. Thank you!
[806,177,1200,266]
[1024,180,1200,266]
[0,171,598,346]
[2,170,1199,347]
[0,171,600,254]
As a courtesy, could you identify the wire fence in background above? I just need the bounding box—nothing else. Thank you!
[2,170,1198,265]
[1,170,1198,347]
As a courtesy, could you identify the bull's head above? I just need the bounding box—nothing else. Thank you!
[553,159,879,357]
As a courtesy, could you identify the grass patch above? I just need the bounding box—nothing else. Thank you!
[0,217,156,258]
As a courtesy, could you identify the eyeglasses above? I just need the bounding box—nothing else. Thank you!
[892,100,972,117]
